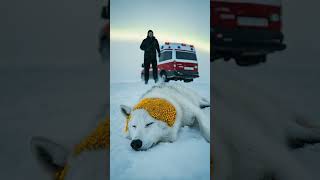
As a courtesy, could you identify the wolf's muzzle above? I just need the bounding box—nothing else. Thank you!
[131,139,142,151]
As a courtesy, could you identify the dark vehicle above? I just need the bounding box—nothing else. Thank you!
[211,0,286,65]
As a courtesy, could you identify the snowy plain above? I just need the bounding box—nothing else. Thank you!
[0,64,108,180]
[110,81,210,180]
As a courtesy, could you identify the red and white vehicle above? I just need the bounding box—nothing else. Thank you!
[211,0,286,65]
[141,42,199,83]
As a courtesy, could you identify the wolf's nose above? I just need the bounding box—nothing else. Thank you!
[131,139,142,150]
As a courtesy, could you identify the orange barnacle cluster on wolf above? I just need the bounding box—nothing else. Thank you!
[74,119,109,155]
[125,98,177,132]
[55,166,69,180]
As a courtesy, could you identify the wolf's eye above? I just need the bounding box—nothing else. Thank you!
[145,122,154,128]
[132,125,136,128]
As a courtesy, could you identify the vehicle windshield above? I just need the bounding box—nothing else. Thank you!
[176,51,197,61]
[159,51,172,62]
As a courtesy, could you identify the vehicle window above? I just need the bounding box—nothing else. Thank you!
[176,51,197,61]
[159,51,172,62]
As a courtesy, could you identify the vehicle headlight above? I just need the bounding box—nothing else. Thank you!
[270,13,280,22]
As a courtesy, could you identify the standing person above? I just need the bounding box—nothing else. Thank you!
[140,30,161,84]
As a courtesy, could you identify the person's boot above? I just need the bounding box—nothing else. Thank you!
[145,81,148,85]
[154,78,158,83]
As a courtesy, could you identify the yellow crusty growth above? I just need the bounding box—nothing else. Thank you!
[55,166,69,180]
[125,98,176,132]
[73,119,109,155]
[55,118,109,180]
[124,114,131,132]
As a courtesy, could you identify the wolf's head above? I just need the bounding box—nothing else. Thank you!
[30,120,109,180]
[120,98,176,151]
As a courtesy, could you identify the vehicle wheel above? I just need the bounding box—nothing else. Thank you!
[184,79,193,83]
[161,72,169,82]
[260,55,267,63]
[235,55,266,66]
[235,58,254,66]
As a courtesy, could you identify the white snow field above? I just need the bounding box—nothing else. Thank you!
[212,60,320,180]
[110,82,210,180]
[0,64,108,180]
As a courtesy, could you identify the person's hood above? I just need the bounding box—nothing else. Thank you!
[147,30,154,38]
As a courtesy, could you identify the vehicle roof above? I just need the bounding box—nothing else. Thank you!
[213,0,281,6]
[160,42,196,53]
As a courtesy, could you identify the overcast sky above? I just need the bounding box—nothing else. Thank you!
[110,0,210,83]
[0,0,104,67]
[110,0,210,52]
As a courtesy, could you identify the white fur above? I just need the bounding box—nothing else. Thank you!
[212,63,320,180]
[121,83,210,150]
[64,151,108,180]
[30,136,108,180]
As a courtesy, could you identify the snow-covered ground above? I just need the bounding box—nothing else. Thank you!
[212,59,320,179]
[110,81,210,180]
[0,65,108,180]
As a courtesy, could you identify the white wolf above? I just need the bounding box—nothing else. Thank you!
[120,83,210,151]
[212,63,320,180]
[30,120,109,180]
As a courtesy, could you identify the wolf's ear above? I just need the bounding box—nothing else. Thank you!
[30,136,69,172]
[120,105,132,117]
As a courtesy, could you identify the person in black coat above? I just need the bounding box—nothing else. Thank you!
[140,30,160,84]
